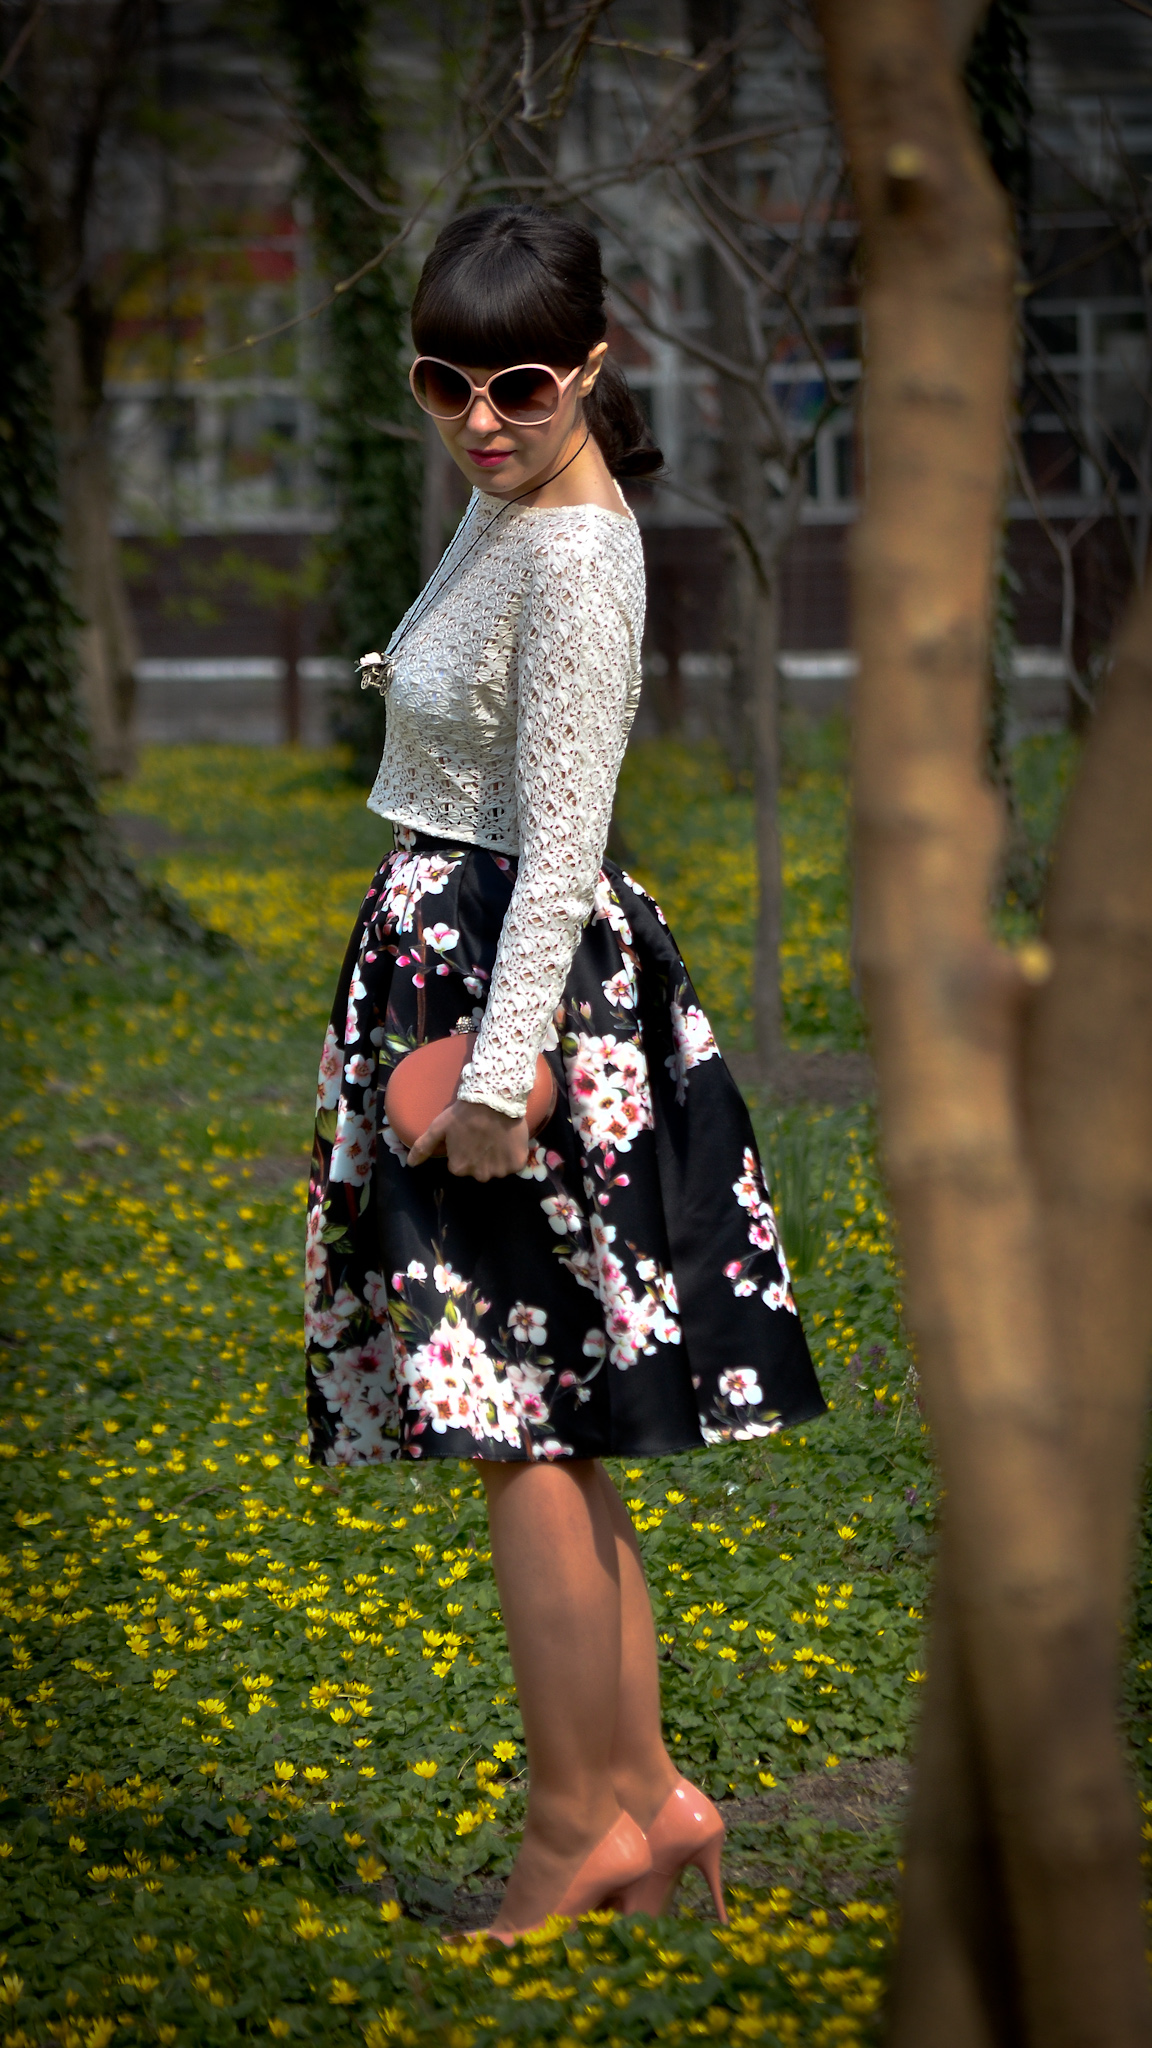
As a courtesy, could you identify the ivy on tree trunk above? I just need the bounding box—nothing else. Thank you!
[0,87,133,947]
[274,0,420,782]
[0,84,220,953]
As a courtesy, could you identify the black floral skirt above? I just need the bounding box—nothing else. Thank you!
[305,827,824,1465]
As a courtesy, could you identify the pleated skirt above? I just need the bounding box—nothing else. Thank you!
[305,827,824,1464]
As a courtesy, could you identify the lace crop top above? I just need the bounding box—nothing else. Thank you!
[366,486,646,1120]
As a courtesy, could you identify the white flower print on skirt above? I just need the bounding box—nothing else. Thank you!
[305,829,824,1465]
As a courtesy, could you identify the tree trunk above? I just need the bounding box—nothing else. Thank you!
[23,10,141,778]
[750,558,785,1073]
[1025,569,1152,1624]
[817,1,1152,2040]
[275,0,420,784]
[687,0,790,1076]
[50,314,138,778]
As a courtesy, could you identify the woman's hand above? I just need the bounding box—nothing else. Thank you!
[407,1098,530,1180]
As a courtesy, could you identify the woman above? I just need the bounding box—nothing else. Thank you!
[304,206,824,1938]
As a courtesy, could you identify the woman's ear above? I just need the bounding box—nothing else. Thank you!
[580,341,609,393]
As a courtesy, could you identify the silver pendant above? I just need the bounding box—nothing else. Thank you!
[356,652,394,695]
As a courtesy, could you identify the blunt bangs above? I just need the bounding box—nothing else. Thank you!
[411,226,603,371]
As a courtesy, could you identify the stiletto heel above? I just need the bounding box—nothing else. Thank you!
[464,1811,652,1942]
[620,1775,729,1924]
[691,1829,727,1922]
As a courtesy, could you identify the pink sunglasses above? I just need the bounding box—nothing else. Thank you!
[409,356,585,427]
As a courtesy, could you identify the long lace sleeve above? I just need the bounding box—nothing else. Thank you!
[456,518,641,1119]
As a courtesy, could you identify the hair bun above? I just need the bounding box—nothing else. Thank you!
[612,443,664,480]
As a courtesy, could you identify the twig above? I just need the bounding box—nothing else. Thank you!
[193,69,525,369]
[1012,440,1103,708]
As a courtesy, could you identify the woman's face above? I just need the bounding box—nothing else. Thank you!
[429,343,607,499]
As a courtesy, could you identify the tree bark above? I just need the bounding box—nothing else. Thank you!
[686,0,792,1076]
[1025,573,1152,1623]
[22,4,148,778]
[750,559,785,1072]
[816,1,1152,2041]
[49,306,138,777]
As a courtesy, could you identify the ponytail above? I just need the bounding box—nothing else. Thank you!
[585,359,663,479]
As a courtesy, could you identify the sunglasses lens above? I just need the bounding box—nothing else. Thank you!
[489,366,562,423]
[412,361,472,417]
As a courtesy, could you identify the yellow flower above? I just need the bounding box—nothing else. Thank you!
[379,1899,403,1923]
[786,1719,810,1735]
[491,1741,517,1762]
[328,1979,358,2005]
[410,1759,438,1779]
[273,1760,296,1781]
[363,2014,418,2048]
[303,1766,328,1784]
[294,1910,325,1941]
[174,1944,197,1966]
[268,2022,291,2039]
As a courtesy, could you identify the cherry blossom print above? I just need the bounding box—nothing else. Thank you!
[344,969,367,1048]
[541,1190,583,1236]
[516,1140,551,1182]
[379,1112,410,1161]
[329,1100,376,1186]
[317,1024,344,1111]
[602,959,637,1010]
[363,1270,391,1318]
[305,837,822,1468]
[504,1354,552,1421]
[718,1368,763,1407]
[433,1260,467,1298]
[591,873,635,944]
[665,995,720,1104]
[565,1032,654,1156]
[618,868,668,925]
[507,1302,548,1346]
[304,1205,328,1287]
[402,1315,523,1448]
[378,850,460,934]
[305,1281,360,1350]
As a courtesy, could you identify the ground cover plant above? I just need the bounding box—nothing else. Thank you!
[1,730,1140,2046]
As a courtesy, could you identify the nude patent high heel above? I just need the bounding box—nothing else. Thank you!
[469,1810,652,1944]
[620,1776,728,1923]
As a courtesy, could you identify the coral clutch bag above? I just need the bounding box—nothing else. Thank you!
[384,1033,557,1149]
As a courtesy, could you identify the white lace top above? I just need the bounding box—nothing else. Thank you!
[366,486,646,1119]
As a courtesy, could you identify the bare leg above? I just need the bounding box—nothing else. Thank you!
[594,1464,680,1829]
[480,1458,623,1929]
[480,1457,679,1929]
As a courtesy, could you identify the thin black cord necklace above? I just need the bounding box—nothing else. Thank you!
[356,431,592,697]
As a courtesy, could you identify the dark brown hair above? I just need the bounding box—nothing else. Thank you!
[410,206,663,480]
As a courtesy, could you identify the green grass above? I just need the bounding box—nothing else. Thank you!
[0,732,1139,2046]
